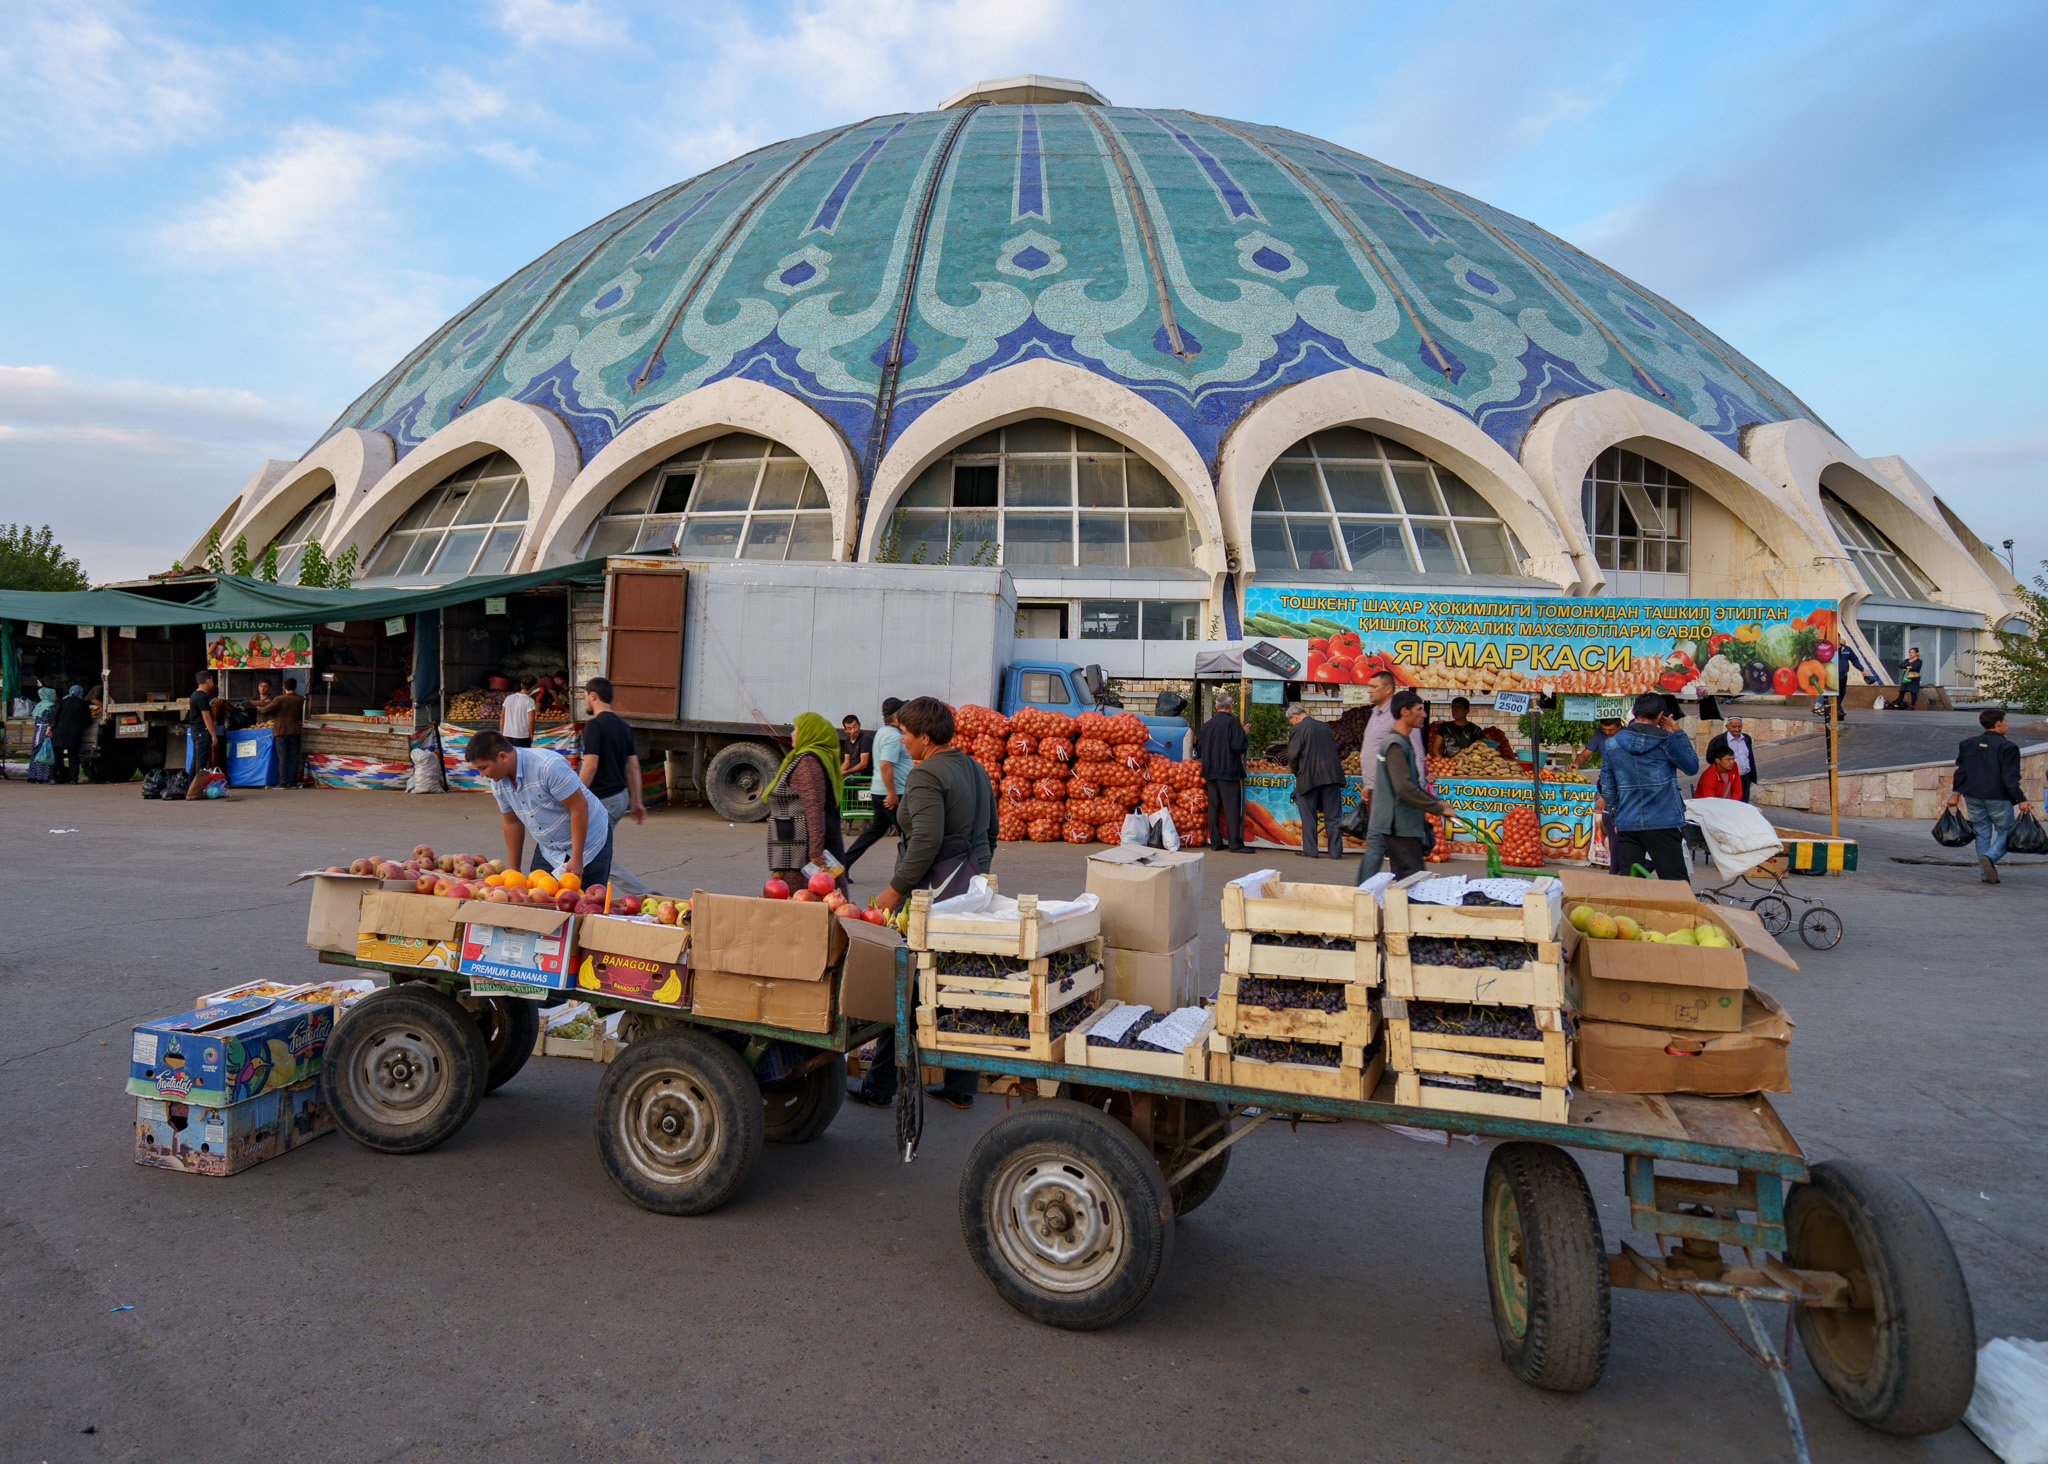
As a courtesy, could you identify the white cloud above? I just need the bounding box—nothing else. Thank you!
[475,139,543,171]
[493,0,625,47]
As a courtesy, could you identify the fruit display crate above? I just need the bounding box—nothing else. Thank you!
[1393,1068,1569,1125]
[1215,971,1379,1047]
[906,885,1101,960]
[1205,1033,1385,1102]
[1221,876,1379,942]
[1381,873,1563,943]
[1223,928,1380,986]
[915,940,1105,1016]
[1383,997,1571,1089]
[915,988,1102,1063]
[1382,931,1565,1005]
[1062,999,1215,1080]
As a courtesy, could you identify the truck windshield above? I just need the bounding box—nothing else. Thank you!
[1018,671,1070,705]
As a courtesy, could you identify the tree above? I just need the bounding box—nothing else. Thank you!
[230,534,253,576]
[0,524,88,591]
[329,544,358,590]
[297,539,330,588]
[259,541,280,583]
[1977,563,2048,713]
[204,530,224,574]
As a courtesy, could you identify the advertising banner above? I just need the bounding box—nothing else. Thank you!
[1242,771,1598,865]
[205,626,313,670]
[1242,771,1366,853]
[1239,587,1841,697]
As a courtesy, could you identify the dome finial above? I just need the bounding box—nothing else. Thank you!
[939,75,1109,108]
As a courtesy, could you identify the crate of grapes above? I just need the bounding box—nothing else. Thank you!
[1063,999,1214,1080]
[1205,1032,1384,1101]
[906,885,1100,960]
[1383,932,1564,1006]
[1381,873,1563,943]
[1215,972,1379,1048]
[1221,874,1378,943]
[1384,998,1570,1089]
[916,942,1104,1062]
[1393,1067,1568,1125]
[1223,928,1379,985]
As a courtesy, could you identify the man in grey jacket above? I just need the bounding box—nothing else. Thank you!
[1286,702,1344,858]
[1368,691,1445,878]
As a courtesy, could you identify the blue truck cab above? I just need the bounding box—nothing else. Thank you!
[999,661,1190,760]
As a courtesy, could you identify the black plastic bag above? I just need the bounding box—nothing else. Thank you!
[2008,811,2048,856]
[140,768,165,800]
[1340,796,1370,840]
[164,769,192,800]
[1932,805,1975,848]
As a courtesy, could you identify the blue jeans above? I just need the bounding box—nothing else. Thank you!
[1965,797,2015,863]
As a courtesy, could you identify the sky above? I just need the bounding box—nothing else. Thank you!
[0,0,2042,583]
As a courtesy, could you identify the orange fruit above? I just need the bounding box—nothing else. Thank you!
[501,870,528,888]
[556,872,581,893]
[529,871,559,896]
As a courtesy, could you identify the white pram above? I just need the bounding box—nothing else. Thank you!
[1684,797,1843,949]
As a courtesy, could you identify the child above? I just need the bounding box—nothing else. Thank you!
[1695,749,1745,801]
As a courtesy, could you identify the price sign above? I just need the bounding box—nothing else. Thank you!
[325,621,348,632]
[25,623,41,638]
[1595,695,1629,721]
[1340,684,1370,704]
[119,626,137,639]
[385,618,408,636]
[1250,679,1284,705]
[77,625,96,639]
[1560,695,1600,722]
[484,597,508,615]
[1493,690,1533,715]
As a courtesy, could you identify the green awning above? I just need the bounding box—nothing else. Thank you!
[0,586,214,629]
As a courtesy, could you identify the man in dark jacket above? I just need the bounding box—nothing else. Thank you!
[1703,716,1757,802]
[1945,709,2033,883]
[1595,692,1700,881]
[1197,707,1250,851]
[50,684,93,783]
[1284,702,1344,859]
[1368,691,1444,877]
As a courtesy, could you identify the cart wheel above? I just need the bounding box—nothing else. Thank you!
[593,1029,763,1215]
[762,1055,845,1145]
[1159,1099,1233,1217]
[1481,1143,1610,1393]
[1799,906,1843,950]
[470,996,539,1092]
[322,985,489,1154]
[1751,894,1793,934]
[1694,889,1722,905]
[960,1099,1174,1330]
[1785,1160,1975,1435]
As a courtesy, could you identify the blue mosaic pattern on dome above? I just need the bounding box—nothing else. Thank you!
[317,104,1817,512]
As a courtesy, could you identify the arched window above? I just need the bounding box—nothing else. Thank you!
[1581,449,1692,595]
[887,420,1197,568]
[1822,491,1934,602]
[263,488,335,582]
[580,434,832,561]
[360,453,529,583]
[1253,429,1524,576]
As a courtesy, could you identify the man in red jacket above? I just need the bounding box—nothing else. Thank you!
[1694,749,1745,801]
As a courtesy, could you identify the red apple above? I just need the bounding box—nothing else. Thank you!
[555,891,580,913]
[807,871,837,897]
[433,877,454,897]
[584,884,608,905]
[325,865,347,874]
[484,887,511,903]
[616,895,641,916]
[763,878,790,900]
[349,858,375,876]
[414,874,437,894]
[377,862,404,880]
[412,844,436,864]
[448,881,476,901]
[790,889,819,902]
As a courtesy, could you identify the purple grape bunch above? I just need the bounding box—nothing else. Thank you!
[1419,1072,1542,1099]
[1251,931,1356,952]
[1406,1001,1541,1042]
[1237,976,1351,1013]
[1231,1036,1343,1068]
[937,1002,1094,1041]
[1408,936,1536,972]
[1088,1012,1166,1050]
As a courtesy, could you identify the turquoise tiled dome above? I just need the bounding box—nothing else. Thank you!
[320,100,1815,487]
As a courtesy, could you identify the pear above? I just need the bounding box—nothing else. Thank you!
[1585,912,1620,940]
[1613,915,1642,941]
[1664,926,1697,946]
[1569,904,1596,933]
[1640,930,1664,943]
[1696,924,1732,949]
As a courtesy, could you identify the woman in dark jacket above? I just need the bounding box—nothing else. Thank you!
[1196,708,1250,851]
[51,684,93,784]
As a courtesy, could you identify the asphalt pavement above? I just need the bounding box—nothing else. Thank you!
[4,784,2041,1463]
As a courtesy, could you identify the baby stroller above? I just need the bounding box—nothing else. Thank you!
[1684,797,1844,950]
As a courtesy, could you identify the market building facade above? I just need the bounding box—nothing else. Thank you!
[188,76,2023,695]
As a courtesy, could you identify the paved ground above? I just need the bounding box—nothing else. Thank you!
[5,784,2042,1463]
[1756,709,2027,781]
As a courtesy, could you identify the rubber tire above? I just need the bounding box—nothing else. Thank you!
[1165,1099,1232,1217]
[321,985,490,1155]
[1481,1142,1611,1393]
[1785,1160,1976,1436]
[762,1055,846,1145]
[704,741,780,823]
[959,1098,1174,1331]
[472,996,539,1092]
[593,1029,763,1216]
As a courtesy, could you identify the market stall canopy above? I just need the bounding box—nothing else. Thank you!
[0,586,212,628]
[1193,647,1243,677]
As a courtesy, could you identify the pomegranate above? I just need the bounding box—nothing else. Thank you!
[763,877,791,900]
[807,870,837,897]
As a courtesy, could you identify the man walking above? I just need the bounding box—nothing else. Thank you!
[256,676,306,788]
[1595,692,1700,881]
[842,698,908,873]
[1946,709,2032,884]
[1368,691,1446,878]
[1196,702,1250,852]
[578,677,646,890]
[500,676,538,748]
[1357,669,1427,877]
[1285,702,1343,859]
[1704,716,1757,802]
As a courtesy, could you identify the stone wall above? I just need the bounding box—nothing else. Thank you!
[1753,749,2048,821]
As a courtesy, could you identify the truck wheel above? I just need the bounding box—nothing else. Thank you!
[705,742,780,822]
[471,996,539,1092]
[322,986,489,1154]
[593,1029,763,1215]
[1159,1099,1232,1216]
[1785,1160,1976,1435]
[959,1099,1174,1330]
[762,1056,845,1144]
[1481,1143,1610,1393]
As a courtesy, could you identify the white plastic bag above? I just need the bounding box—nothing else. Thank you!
[1120,811,1152,846]
[408,745,445,794]
[1149,807,1181,851]
[1683,796,1782,880]
[1967,1338,2048,1464]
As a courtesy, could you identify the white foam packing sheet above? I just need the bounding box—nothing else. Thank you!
[1090,1003,1153,1043]
[1358,871,1396,904]
[1228,869,1280,895]
[1137,1005,1210,1053]
[929,875,1099,924]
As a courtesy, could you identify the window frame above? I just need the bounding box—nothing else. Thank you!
[579,437,834,563]
[360,455,531,584]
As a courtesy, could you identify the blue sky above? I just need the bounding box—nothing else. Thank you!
[0,0,2042,582]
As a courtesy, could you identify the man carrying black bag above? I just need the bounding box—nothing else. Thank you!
[1943,709,2033,883]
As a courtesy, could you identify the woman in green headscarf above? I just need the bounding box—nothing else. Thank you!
[26,687,58,784]
[768,712,848,890]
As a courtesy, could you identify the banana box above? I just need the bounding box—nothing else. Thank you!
[573,915,690,1007]
[134,1077,332,1177]
[454,900,577,988]
[127,998,332,1108]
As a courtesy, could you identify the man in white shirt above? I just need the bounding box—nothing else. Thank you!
[842,696,909,873]
[1356,669,1429,878]
[500,676,538,747]
[466,729,613,885]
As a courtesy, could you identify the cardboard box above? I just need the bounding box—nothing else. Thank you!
[455,900,578,988]
[1577,990,1794,1095]
[1099,941,1202,1009]
[128,999,332,1107]
[291,870,381,954]
[691,970,835,1033]
[1556,869,1796,1025]
[690,891,847,982]
[1086,847,1205,952]
[1567,963,1747,1032]
[357,890,466,969]
[133,1077,331,1177]
[838,915,905,1024]
[573,914,690,1006]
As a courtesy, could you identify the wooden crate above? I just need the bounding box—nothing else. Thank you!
[1221,877,1378,940]
[1062,1000,1214,1080]
[1382,874,1562,942]
[1382,932,1565,1005]
[1384,998,1570,1088]
[1223,928,1379,985]
[1204,1032,1385,1101]
[915,990,1102,1063]
[1215,972,1378,1047]
[907,886,1101,959]
[1394,1069,1568,1125]
[916,939,1104,1015]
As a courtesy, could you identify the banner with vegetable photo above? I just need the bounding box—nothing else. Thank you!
[1435,779,1598,864]
[204,626,314,670]
[1242,771,1370,852]
[1239,588,1841,697]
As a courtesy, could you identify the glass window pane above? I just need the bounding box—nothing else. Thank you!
[634,518,681,552]
[1271,463,1325,513]
[499,484,528,523]
[679,516,745,556]
[1002,512,1073,565]
[1616,537,1638,571]
[1437,470,1492,517]
[1454,521,1514,575]
[429,528,487,575]
[1322,463,1395,514]
[397,533,440,578]
[1643,458,1666,486]
[901,462,950,508]
[1076,428,1120,452]
[1253,475,1283,512]
[1340,519,1412,573]
[1142,600,1202,641]
[1595,538,1617,570]
[455,479,509,525]
[1125,458,1178,508]
[710,433,768,459]
[1411,520,1463,574]
[1664,539,1688,575]
[384,492,428,534]
[1596,482,1616,536]
[1312,426,1377,458]
[1020,669,1071,704]
[1619,450,1641,481]
[953,463,999,507]
[425,488,463,528]
[363,534,411,579]
[897,511,952,564]
[585,518,642,557]
[1078,458,1124,507]
[1391,466,1442,515]
[797,473,829,509]
[1596,448,1619,478]
[754,460,807,510]
[1289,517,1341,570]
[1078,512,1127,567]
[768,438,798,457]
[1004,419,1070,453]
[690,462,758,512]
[605,478,657,517]
[785,513,833,561]
[1641,539,1666,573]
[1277,435,1316,460]
[277,546,304,580]
[653,472,694,516]
[478,527,522,574]
[1378,434,1423,461]
[1079,600,1139,639]
[956,430,999,454]
[949,510,996,564]
[1251,516,1293,568]
[1005,458,1071,507]
[1128,514,1193,568]
[742,515,794,560]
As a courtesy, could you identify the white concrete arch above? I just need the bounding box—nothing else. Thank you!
[179,461,282,570]
[859,357,1227,572]
[532,379,862,569]
[225,429,395,563]
[1520,390,1850,601]
[1218,369,1582,588]
[326,399,581,574]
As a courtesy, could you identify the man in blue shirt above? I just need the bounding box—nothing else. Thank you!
[466,729,614,886]
[842,697,908,874]
[1595,693,1699,881]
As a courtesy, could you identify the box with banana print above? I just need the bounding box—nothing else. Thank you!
[573,914,691,1008]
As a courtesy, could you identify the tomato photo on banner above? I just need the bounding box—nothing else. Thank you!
[1239,588,1840,698]
[205,626,314,670]
[1434,780,1598,864]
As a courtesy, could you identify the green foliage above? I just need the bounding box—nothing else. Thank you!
[258,542,280,583]
[874,509,905,564]
[229,534,253,576]
[204,530,224,575]
[1246,702,1288,756]
[329,544,358,590]
[296,539,330,588]
[1516,704,1595,748]
[0,524,88,592]
[1978,563,2048,713]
